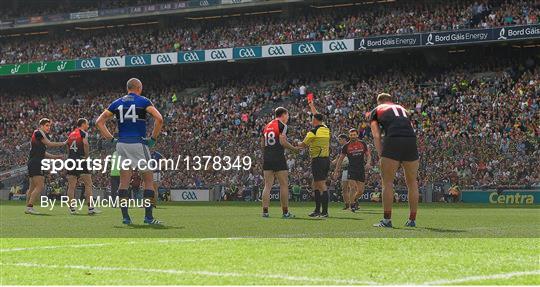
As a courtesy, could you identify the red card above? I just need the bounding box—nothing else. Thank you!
[307,93,314,103]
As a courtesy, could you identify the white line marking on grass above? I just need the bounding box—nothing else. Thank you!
[422,270,540,285]
[0,238,242,253]
[0,262,377,285]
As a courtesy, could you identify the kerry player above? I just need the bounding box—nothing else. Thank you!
[96,78,163,225]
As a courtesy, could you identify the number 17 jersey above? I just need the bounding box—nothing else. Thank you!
[107,93,153,143]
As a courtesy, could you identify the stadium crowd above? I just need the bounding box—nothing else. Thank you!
[1,0,538,65]
[0,0,172,21]
[1,57,538,195]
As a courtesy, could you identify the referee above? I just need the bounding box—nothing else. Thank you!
[298,94,331,218]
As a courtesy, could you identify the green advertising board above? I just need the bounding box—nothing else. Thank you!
[0,63,29,76]
[28,60,76,74]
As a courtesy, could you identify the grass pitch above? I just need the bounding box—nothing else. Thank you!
[1,201,539,285]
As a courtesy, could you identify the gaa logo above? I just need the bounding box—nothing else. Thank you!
[105,58,121,67]
[298,43,317,54]
[183,52,200,62]
[268,46,286,56]
[238,48,256,58]
[156,54,173,63]
[80,59,96,69]
[130,56,147,65]
[329,41,348,51]
[210,50,228,60]
[181,191,198,200]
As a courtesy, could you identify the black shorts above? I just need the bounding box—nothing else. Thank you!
[382,137,419,162]
[27,158,44,177]
[311,157,330,181]
[263,154,288,172]
[348,168,365,182]
[67,165,90,177]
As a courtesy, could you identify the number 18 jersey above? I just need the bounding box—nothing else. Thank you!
[262,119,287,169]
[107,93,153,143]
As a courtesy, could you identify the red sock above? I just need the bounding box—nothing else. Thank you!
[409,211,417,221]
[384,210,391,220]
[282,207,288,214]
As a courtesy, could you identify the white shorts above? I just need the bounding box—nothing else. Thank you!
[341,170,348,182]
[153,172,162,182]
[116,142,151,171]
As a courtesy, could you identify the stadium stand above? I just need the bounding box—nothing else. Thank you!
[1,0,538,64]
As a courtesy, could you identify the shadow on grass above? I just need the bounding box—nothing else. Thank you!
[26,213,52,216]
[329,216,364,221]
[420,227,467,233]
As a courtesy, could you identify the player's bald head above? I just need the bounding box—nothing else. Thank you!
[126,78,142,94]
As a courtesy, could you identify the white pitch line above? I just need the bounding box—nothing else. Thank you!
[422,270,540,285]
[0,238,249,253]
[0,262,377,285]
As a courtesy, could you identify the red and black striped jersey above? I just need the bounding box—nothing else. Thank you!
[263,119,287,157]
[370,103,416,138]
[341,140,369,170]
[29,129,49,160]
[67,128,87,159]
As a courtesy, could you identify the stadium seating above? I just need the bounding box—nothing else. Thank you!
[1,0,538,65]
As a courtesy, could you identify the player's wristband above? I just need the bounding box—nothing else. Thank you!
[147,137,157,147]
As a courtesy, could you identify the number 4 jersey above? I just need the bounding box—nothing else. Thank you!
[107,93,153,143]
[262,119,288,171]
[67,128,87,159]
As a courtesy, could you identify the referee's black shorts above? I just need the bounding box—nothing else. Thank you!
[381,137,419,162]
[311,157,330,181]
